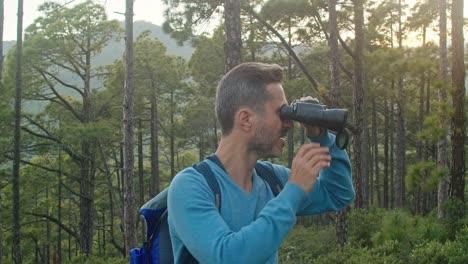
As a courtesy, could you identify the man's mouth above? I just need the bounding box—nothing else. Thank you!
[279,130,288,142]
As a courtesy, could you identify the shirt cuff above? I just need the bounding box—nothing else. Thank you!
[278,182,308,213]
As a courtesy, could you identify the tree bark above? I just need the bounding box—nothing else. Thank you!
[150,89,160,196]
[383,97,389,208]
[449,0,465,206]
[170,89,175,178]
[437,0,449,219]
[395,0,406,208]
[390,97,395,208]
[123,0,138,252]
[328,0,349,248]
[0,0,4,261]
[224,0,242,72]
[351,0,366,209]
[57,147,62,264]
[13,0,24,262]
[0,0,3,94]
[372,98,381,207]
[137,120,145,239]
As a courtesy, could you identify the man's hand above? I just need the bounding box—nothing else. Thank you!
[298,96,322,138]
[288,143,331,194]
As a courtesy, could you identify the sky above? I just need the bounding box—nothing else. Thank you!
[3,0,468,41]
[3,0,166,41]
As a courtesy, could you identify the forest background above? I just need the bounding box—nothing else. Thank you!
[0,0,466,263]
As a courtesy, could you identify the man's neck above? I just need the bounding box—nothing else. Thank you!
[215,135,258,193]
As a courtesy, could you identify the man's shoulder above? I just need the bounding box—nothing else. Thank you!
[169,164,215,193]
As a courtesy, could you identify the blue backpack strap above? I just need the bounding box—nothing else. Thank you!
[173,160,221,264]
[255,162,283,197]
[193,161,221,210]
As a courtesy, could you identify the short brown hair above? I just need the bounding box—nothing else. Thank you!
[215,62,283,135]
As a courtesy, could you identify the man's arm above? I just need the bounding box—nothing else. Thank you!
[168,168,307,263]
[274,130,354,214]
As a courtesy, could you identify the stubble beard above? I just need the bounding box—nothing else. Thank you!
[247,125,281,159]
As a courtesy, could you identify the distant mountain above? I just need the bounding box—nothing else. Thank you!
[1,21,193,114]
[94,20,193,66]
[2,41,16,57]
[2,21,194,64]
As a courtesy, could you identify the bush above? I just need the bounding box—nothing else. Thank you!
[413,214,448,242]
[279,225,335,263]
[312,243,399,264]
[408,240,450,264]
[347,207,385,247]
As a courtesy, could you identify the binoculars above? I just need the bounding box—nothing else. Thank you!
[280,101,349,149]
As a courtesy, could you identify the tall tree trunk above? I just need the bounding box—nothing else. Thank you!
[395,0,406,208]
[170,89,175,178]
[328,0,340,108]
[46,187,51,264]
[77,26,99,254]
[351,0,366,209]
[57,147,62,264]
[0,0,4,262]
[0,0,3,94]
[12,0,23,262]
[137,120,145,239]
[372,98,381,207]
[150,90,160,196]
[0,193,3,264]
[328,0,349,248]
[437,0,449,219]
[287,17,294,169]
[123,0,137,252]
[416,69,426,215]
[224,0,242,72]
[383,97,389,208]
[395,99,406,208]
[449,0,465,208]
[390,97,395,208]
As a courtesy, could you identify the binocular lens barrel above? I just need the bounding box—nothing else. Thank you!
[280,102,348,132]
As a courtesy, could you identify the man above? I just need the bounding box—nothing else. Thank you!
[168,62,355,263]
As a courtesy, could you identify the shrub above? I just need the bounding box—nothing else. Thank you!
[347,208,385,247]
[279,225,335,263]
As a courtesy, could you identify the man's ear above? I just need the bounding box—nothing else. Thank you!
[235,107,254,132]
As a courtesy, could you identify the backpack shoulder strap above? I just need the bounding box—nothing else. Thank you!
[193,160,221,210]
[255,162,283,197]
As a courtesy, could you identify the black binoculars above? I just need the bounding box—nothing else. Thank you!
[280,101,349,149]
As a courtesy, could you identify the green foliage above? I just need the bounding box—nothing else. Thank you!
[347,208,386,247]
[406,161,447,193]
[70,256,128,264]
[279,225,335,263]
[312,243,398,264]
[162,0,223,44]
[443,198,468,239]
[408,226,468,264]
[281,210,467,263]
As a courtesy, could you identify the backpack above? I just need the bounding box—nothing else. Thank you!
[129,156,283,264]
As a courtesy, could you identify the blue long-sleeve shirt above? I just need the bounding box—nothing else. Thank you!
[168,131,355,263]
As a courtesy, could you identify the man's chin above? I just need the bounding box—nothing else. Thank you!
[263,148,283,159]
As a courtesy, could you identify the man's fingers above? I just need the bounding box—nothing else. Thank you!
[309,154,331,169]
[299,144,329,161]
[296,143,321,158]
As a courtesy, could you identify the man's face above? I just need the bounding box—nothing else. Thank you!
[248,83,292,158]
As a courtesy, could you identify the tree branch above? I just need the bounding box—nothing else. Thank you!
[34,67,84,122]
[338,34,355,58]
[246,8,319,91]
[27,212,80,242]
[41,69,84,96]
